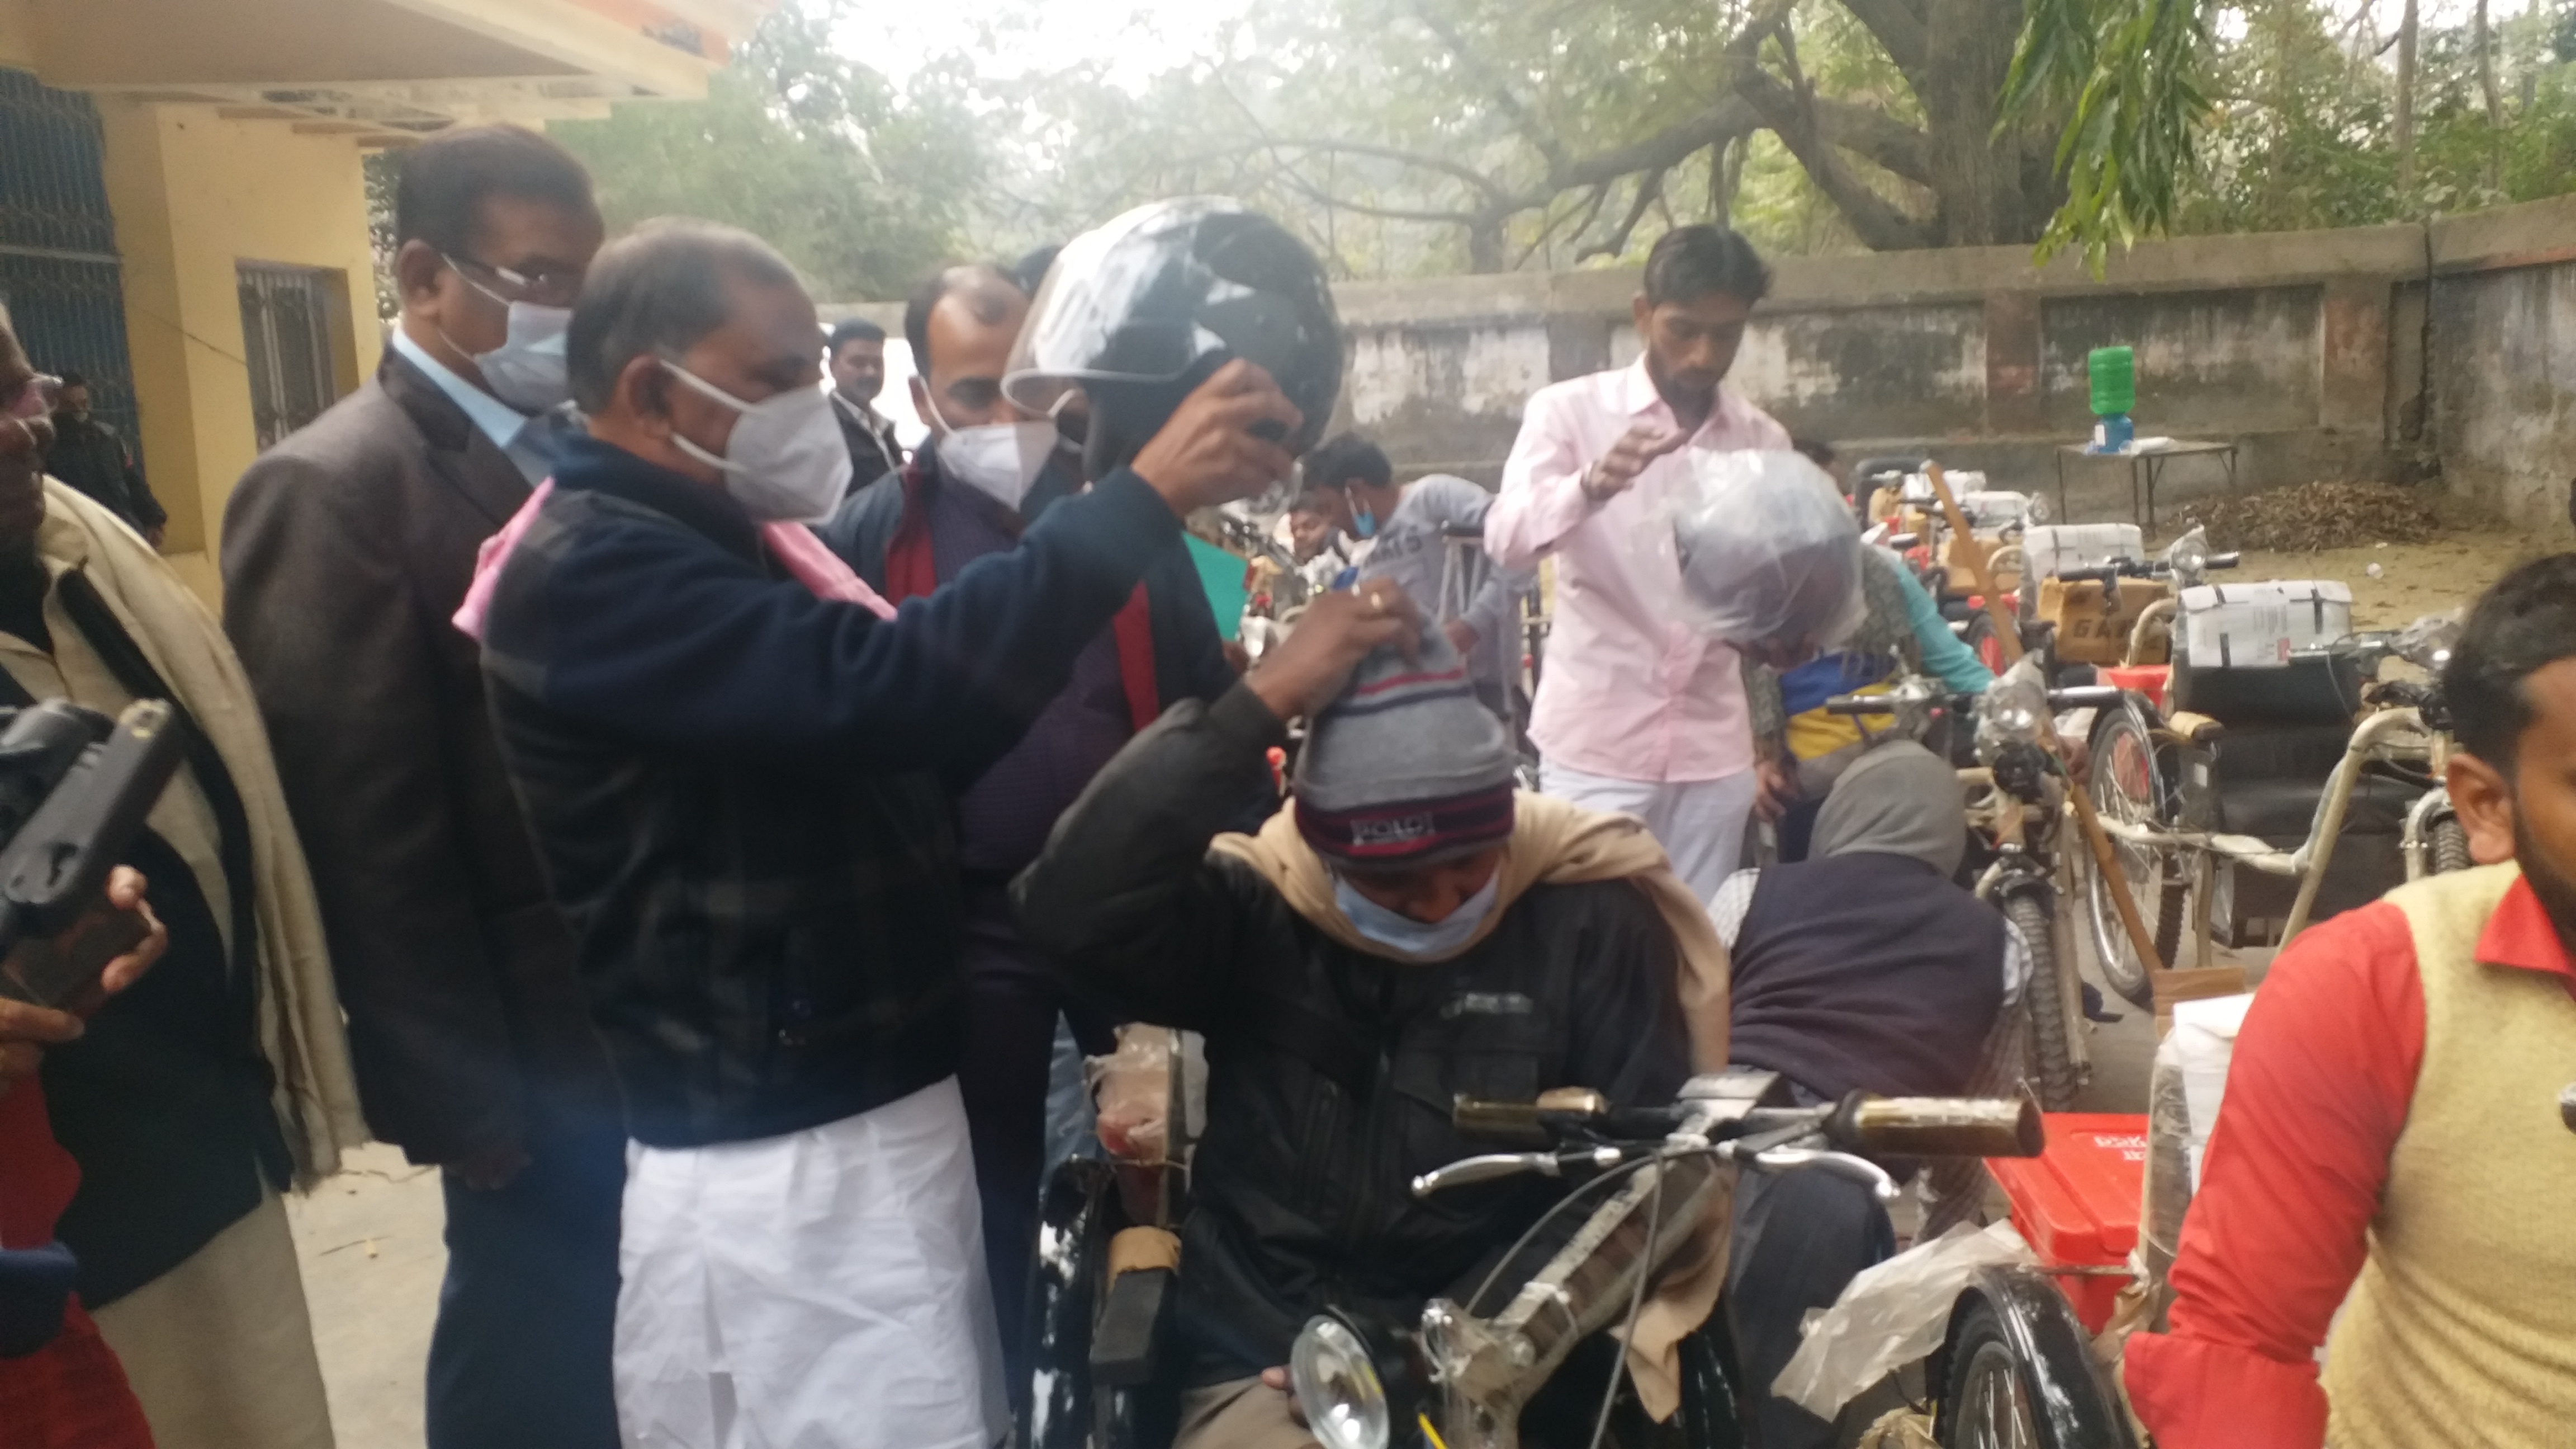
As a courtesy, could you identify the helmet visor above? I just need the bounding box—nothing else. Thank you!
[1003,197,1342,451]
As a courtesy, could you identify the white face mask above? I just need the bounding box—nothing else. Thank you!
[925,391,1057,512]
[658,362,854,523]
[442,257,572,414]
[475,302,572,414]
[1332,869,1502,960]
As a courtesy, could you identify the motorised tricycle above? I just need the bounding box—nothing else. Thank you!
[1824,666,2126,1110]
[1020,1068,2082,1449]
[2082,613,2468,1001]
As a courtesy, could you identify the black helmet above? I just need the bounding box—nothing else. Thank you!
[1005,198,1344,477]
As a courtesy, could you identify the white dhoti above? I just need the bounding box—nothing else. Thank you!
[614,1077,1005,1449]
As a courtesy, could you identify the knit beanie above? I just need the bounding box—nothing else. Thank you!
[1292,628,1518,868]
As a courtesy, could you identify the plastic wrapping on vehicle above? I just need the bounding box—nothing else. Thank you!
[1661,448,1868,648]
[1086,1024,1207,1165]
[2097,995,2248,1364]
[1772,1220,2036,1420]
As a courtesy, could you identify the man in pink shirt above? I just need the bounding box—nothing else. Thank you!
[1485,225,1791,900]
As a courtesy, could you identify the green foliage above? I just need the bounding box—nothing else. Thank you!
[548,0,980,300]
[2001,0,2215,266]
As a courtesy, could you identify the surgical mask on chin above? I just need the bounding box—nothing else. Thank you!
[658,362,853,523]
[925,394,1057,512]
[1351,501,1378,540]
[1332,869,1502,960]
[471,302,573,414]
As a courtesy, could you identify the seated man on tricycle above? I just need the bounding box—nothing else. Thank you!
[1012,584,1722,1446]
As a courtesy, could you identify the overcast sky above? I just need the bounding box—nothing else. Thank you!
[832,0,2520,100]
[832,0,1242,91]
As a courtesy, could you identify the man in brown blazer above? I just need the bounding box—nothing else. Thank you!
[220,126,621,1449]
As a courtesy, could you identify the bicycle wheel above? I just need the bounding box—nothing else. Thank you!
[2430,816,2473,874]
[2006,894,2080,1111]
[1942,1299,2044,1449]
[2085,707,2185,1008]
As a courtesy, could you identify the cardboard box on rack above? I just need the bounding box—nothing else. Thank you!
[2153,964,2250,1039]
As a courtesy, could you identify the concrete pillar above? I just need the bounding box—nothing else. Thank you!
[1983,290,2043,435]
[1545,314,1613,385]
[2318,276,2391,436]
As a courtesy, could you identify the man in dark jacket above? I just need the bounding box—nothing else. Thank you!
[826,317,903,494]
[220,125,623,1449]
[819,261,1239,1361]
[1012,595,1707,1449]
[41,375,162,546]
[477,217,1304,1446]
[1709,739,2015,1449]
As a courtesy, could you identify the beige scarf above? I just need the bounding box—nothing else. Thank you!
[27,481,367,1186]
[1209,789,1731,1420]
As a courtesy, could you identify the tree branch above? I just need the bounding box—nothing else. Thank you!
[1265,164,1492,226]
[1836,0,1929,77]
[1579,167,1668,261]
[1407,0,1569,172]
[1805,95,1932,184]
[1741,32,1938,249]
[1517,183,1609,269]
[1252,137,1512,204]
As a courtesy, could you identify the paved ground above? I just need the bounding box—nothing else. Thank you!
[285,940,2192,1449]
[287,1145,443,1449]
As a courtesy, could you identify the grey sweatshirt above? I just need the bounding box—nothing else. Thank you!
[1353,474,1535,685]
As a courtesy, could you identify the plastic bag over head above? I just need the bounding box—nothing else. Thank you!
[1668,448,1868,649]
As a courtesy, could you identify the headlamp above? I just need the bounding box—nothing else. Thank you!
[2164,527,2211,581]
[1291,1313,1392,1449]
[1976,658,2052,761]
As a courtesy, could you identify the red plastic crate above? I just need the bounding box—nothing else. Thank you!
[2101,664,2171,712]
[1987,1112,2148,1333]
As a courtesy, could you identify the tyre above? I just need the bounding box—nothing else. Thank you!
[2430,816,2473,874]
[1940,1298,2044,1449]
[1962,612,2010,676]
[1934,1273,2140,1449]
[2005,893,2080,1111]
[2085,707,2186,1007]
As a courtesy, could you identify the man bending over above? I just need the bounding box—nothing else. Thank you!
[1014,588,1725,1448]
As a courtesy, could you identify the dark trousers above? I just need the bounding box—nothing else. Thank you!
[959,892,1116,1385]
[1726,1162,1896,1449]
[426,1125,626,1449]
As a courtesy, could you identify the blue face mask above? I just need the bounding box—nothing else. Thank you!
[1333,869,1502,960]
[1350,501,1378,539]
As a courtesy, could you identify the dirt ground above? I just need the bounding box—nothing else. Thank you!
[2222,528,2530,629]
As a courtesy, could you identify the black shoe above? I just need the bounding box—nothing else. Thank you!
[2082,982,2123,1024]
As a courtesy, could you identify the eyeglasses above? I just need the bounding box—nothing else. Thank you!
[443,253,584,310]
[2,373,60,422]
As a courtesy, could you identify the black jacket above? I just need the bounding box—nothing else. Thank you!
[1728,854,2006,1101]
[817,440,1237,717]
[43,415,163,534]
[223,354,613,1162]
[482,435,1185,1148]
[832,395,903,498]
[1013,686,1692,1382]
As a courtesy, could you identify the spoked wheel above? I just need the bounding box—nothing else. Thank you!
[2004,893,2080,1111]
[1935,1275,2140,1449]
[2086,707,2186,1007]
[1943,1305,2044,1449]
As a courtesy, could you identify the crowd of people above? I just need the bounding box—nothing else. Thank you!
[0,117,2570,1449]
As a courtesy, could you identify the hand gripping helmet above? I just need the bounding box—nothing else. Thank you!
[1004,198,1344,479]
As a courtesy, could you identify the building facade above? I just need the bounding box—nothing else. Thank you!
[0,0,771,600]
